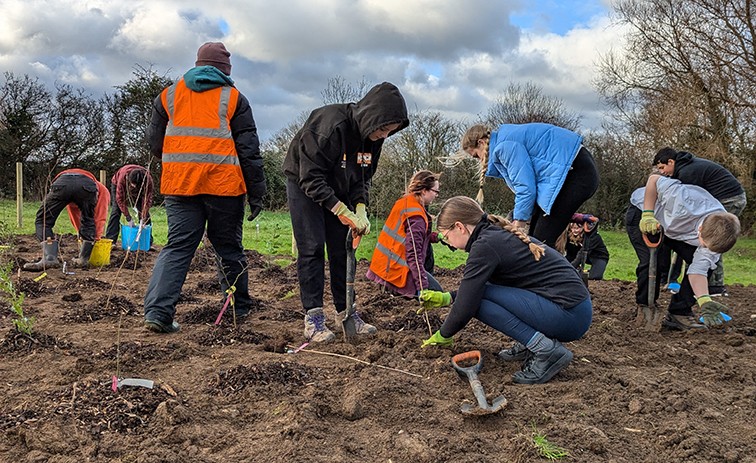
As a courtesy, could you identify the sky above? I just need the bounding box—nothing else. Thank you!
[0,0,624,143]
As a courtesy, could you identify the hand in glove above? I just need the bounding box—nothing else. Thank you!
[421,330,454,348]
[639,210,660,234]
[696,295,729,327]
[417,290,452,314]
[355,203,370,235]
[247,202,262,222]
[332,201,369,235]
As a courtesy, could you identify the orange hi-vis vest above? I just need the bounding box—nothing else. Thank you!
[159,78,247,196]
[369,194,428,288]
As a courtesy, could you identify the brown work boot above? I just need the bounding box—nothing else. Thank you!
[662,313,705,331]
[304,308,335,342]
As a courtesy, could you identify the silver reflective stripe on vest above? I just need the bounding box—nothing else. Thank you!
[162,153,240,166]
[164,83,233,139]
[375,242,407,270]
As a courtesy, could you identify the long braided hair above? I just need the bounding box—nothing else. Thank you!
[437,196,545,261]
[460,125,490,204]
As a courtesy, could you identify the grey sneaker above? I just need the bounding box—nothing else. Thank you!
[336,310,377,335]
[662,313,705,331]
[304,308,335,342]
[497,342,530,362]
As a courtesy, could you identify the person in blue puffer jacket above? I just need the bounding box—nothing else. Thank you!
[458,123,599,248]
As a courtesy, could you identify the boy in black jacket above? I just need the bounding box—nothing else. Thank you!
[653,148,746,295]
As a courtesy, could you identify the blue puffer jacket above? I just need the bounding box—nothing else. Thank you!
[486,123,582,220]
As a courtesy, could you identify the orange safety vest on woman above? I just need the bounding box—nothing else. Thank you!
[369,194,428,288]
[159,78,247,196]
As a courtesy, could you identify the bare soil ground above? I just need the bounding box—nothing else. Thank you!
[1,233,754,463]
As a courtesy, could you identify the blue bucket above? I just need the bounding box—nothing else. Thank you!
[121,224,152,251]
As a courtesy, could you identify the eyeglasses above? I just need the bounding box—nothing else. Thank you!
[429,188,440,194]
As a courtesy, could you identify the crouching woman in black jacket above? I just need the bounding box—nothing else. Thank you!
[419,196,592,384]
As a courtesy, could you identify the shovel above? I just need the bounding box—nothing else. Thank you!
[642,230,664,329]
[451,350,507,416]
[341,230,358,341]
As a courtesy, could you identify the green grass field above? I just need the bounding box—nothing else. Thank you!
[2,201,754,285]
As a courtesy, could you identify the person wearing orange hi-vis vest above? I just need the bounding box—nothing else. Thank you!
[143,42,266,334]
[367,170,445,299]
[284,82,409,342]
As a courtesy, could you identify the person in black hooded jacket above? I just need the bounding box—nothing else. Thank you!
[653,147,746,295]
[284,82,409,342]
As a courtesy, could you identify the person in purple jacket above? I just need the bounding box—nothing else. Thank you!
[457,123,599,248]
[366,170,444,298]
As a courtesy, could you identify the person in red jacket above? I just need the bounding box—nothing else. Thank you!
[23,169,110,271]
[366,170,444,298]
[143,42,266,334]
[104,165,154,244]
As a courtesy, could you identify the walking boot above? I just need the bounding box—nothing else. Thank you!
[23,239,62,271]
[71,240,95,268]
[304,308,335,342]
[497,341,530,362]
[335,309,377,335]
[513,334,573,385]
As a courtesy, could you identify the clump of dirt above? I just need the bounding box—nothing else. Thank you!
[61,295,140,323]
[62,292,82,302]
[95,341,191,367]
[60,276,111,291]
[211,362,316,394]
[181,303,223,324]
[49,379,178,435]
[191,277,221,294]
[14,278,50,298]
[0,329,72,355]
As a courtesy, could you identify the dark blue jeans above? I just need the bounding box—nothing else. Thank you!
[35,174,98,242]
[475,283,592,345]
[287,179,350,313]
[143,194,250,324]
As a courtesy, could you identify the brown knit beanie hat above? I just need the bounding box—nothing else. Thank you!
[195,42,232,75]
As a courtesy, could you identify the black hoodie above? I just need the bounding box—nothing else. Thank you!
[283,82,409,210]
[672,151,744,201]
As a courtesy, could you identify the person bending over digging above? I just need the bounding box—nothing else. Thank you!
[23,168,110,271]
[284,82,409,342]
[366,170,445,298]
[630,174,740,331]
[419,196,592,385]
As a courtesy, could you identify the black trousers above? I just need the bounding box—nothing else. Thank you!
[143,194,250,324]
[626,205,702,315]
[35,174,98,242]
[529,146,600,248]
[286,179,351,313]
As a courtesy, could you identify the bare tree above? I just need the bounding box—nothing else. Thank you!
[597,0,755,185]
[484,82,582,130]
[320,75,372,104]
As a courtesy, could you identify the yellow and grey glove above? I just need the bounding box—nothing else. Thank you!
[416,290,452,314]
[696,295,729,327]
[639,210,660,234]
[421,330,454,348]
[355,203,370,235]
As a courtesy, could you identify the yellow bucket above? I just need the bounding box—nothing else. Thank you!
[89,239,112,267]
